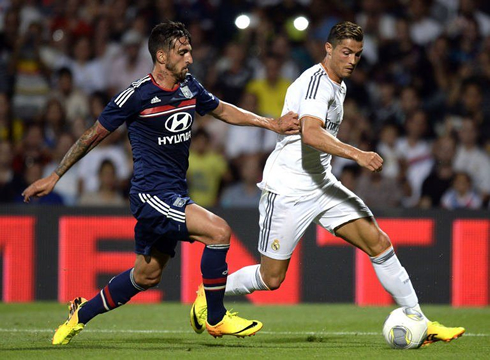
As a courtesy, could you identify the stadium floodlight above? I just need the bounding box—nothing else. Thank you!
[235,14,251,30]
[293,16,309,31]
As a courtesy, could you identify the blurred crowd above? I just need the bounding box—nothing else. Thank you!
[0,0,489,210]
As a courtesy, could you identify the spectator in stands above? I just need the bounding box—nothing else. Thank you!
[11,123,51,175]
[396,110,434,207]
[406,0,443,46]
[356,167,403,209]
[224,92,266,162]
[0,92,23,144]
[246,54,292,153]
[56,36,106,94]
[215,43,254,105]
[40,98,67,149]
[453,118,490,203]
[419,135,457,208]
[9,21,50,121]
[51,67,90,124]
[441,171,482,209]
[108,29,153,96]
[0,140,23,202]
[42,132,80,206]
[220,154,262,208]
[187,128,229,208]
[339,165,359,192]
[376,123,401,180]
[78,159,126,207]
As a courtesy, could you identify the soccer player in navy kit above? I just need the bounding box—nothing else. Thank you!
[22,20,299,344]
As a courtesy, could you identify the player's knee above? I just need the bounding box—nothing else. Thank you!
[208,221,231,245]
[133,271,162,289]
[369,230,392,257]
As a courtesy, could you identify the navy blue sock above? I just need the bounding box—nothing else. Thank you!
[201,244,229,325]
[78,268,145,324]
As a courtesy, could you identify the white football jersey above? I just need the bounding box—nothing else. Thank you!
[258,63,347,195]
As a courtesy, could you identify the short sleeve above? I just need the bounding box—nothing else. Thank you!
[298,79,333,124]
[193,79,220,116]
[98,87,141,132]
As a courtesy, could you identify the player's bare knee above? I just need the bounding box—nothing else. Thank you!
[133,271,161,289]
[209,221,231,245]
[369,230,392,257]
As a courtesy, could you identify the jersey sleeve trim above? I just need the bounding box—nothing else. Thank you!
[114,87,135,107]
[305,69,325,100]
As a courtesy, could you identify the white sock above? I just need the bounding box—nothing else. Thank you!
[370,247,420,309]
[225,264,269,296]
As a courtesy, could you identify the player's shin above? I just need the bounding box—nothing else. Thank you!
[225,264,269,296]
[78,268,145,324]
[370,247,426,318]
[201,244,229,325]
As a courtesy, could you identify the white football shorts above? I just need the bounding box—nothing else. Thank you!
[258,177,373,260]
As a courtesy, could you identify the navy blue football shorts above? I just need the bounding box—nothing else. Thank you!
[129,192,195,257]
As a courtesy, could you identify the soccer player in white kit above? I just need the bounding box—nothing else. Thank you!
[191,21,464,345]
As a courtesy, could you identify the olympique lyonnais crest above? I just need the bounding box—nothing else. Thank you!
[181,85,193,99]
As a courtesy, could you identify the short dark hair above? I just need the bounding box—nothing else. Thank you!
[148,20,192,63]
[327,21,363,47]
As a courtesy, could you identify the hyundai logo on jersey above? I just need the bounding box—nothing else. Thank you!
[165,112,193,132]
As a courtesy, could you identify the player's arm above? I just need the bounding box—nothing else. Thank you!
[22,120,111,203]
[209,101,300,135]
[301,116,383,172]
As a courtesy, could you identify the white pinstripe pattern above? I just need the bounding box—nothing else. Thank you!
[140,193,186,223]
[100,289,110,311]
[139,105,196,118]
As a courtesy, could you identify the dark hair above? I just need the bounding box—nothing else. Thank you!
[148,20,192,63]
[327,21,363,47]
[57,67,73,78]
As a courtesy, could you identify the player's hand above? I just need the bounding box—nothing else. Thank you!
[356,151,383,173]
[22,173,60,203]
[275,111,300,135]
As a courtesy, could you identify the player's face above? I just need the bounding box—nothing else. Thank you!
[166,37,193,82]
[326,39,363,82]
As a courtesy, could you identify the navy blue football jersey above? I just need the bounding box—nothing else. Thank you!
[98,73,219,195]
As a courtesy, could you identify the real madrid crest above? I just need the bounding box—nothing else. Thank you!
[271,239,280,251]
[181,85,193,99]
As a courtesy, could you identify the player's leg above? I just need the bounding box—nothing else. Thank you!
[331,205,464,344]
[335,217,420,308]
[186,203,262,337]
[52,248,170,345]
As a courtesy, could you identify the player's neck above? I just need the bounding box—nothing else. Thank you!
[151,67,179,90]
[321,58,342,84]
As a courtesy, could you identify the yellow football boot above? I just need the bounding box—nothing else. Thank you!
[206,310,263,338]
[190,284,207,334]
[52,297,87,345]
[423,321,465,345]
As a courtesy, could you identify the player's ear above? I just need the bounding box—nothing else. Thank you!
[325,42,333,57]
[156,49,166,64]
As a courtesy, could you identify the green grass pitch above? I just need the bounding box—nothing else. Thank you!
[0,302,488,359]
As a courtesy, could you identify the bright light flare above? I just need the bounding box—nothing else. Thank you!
[293,16,309,31]
[235,15,251,30]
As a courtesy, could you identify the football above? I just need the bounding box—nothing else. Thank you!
[382,307,428,349]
